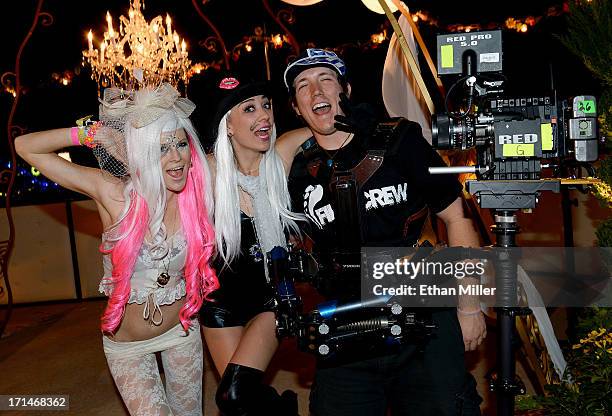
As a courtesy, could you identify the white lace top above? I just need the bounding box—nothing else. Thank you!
[98,231,188,325]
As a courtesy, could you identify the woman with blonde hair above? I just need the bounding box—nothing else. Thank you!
[200,73,304,415]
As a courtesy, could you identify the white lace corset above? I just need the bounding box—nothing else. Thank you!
[99,232,188,325]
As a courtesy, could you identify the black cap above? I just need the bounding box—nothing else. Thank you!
[211,72,271,138]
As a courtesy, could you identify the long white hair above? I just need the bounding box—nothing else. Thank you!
[213,111,301,266]
[109,112,214,256]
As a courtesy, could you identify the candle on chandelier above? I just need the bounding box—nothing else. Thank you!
[106,11,114,37]
[100,42,106,63]
[166,14,172,35]
[181,40,187,54]
[87,30,93,52]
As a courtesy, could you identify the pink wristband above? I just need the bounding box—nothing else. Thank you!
[70,127,81,146]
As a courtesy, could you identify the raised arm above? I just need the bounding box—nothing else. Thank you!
[15,127,109,202]
[275,127,312,173]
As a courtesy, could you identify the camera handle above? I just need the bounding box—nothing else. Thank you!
[429,165,491,175]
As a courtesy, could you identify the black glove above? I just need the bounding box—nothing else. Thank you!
[334,93,378,137]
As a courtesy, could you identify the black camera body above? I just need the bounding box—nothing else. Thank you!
[431,30,598,180]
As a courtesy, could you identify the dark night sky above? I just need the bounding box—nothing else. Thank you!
[1,0,601,153]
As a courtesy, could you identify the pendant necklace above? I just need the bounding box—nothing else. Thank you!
[321,132,352,167]
[157,213,177,287]
[157,240,171,287]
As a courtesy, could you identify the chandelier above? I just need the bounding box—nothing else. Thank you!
[82,0,192,91]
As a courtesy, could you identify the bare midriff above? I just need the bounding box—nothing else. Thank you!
[109,296,189,342]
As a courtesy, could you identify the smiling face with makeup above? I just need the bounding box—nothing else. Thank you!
[226,94,274,155]
[160,128,191,194]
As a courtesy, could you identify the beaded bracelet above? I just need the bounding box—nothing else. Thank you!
[69,115,100,148]
[82,121,101,148]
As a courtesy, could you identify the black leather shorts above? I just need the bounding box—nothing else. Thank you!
[200,297,276,328]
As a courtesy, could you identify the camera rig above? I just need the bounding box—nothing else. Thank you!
[428,30,601,416]
[430,30,598,181]
[267,244,436,361]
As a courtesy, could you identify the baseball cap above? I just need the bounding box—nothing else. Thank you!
[283,48,347,92]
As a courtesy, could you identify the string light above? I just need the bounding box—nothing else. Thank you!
[410,5,567,33]
[3,85,17,97]
[371,30,387,44]
[271,34,284,48]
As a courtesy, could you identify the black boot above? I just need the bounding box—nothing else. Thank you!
[216,363,299,416]
[260,385,299,416]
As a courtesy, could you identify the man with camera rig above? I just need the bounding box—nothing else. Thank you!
[277,48,486,415]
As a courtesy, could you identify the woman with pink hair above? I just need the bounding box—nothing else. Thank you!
[15,83,217,415]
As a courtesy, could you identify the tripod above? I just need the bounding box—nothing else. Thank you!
[467,179,560,416]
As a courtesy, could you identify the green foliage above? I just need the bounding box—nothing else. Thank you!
[515,394,544,411]
[534,308,612,415]
[598,87,612,141]
[575,307,612,337]
[557,0,612,86]
[557,0,611,145]
[595,217,612,247]
[597,155,612,186]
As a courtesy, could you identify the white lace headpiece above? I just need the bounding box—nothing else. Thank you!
[92,83,196,178]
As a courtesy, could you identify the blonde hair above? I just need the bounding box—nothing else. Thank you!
[213,111,301,266]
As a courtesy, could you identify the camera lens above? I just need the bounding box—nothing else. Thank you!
[432,114,476,150]
[432,114,450,148]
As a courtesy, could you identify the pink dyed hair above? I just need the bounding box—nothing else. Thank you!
[100,194,148,333]
[176,136,218,330]
[100,135,217,333]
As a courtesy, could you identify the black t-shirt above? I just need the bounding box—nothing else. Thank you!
[288,120,462,254]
